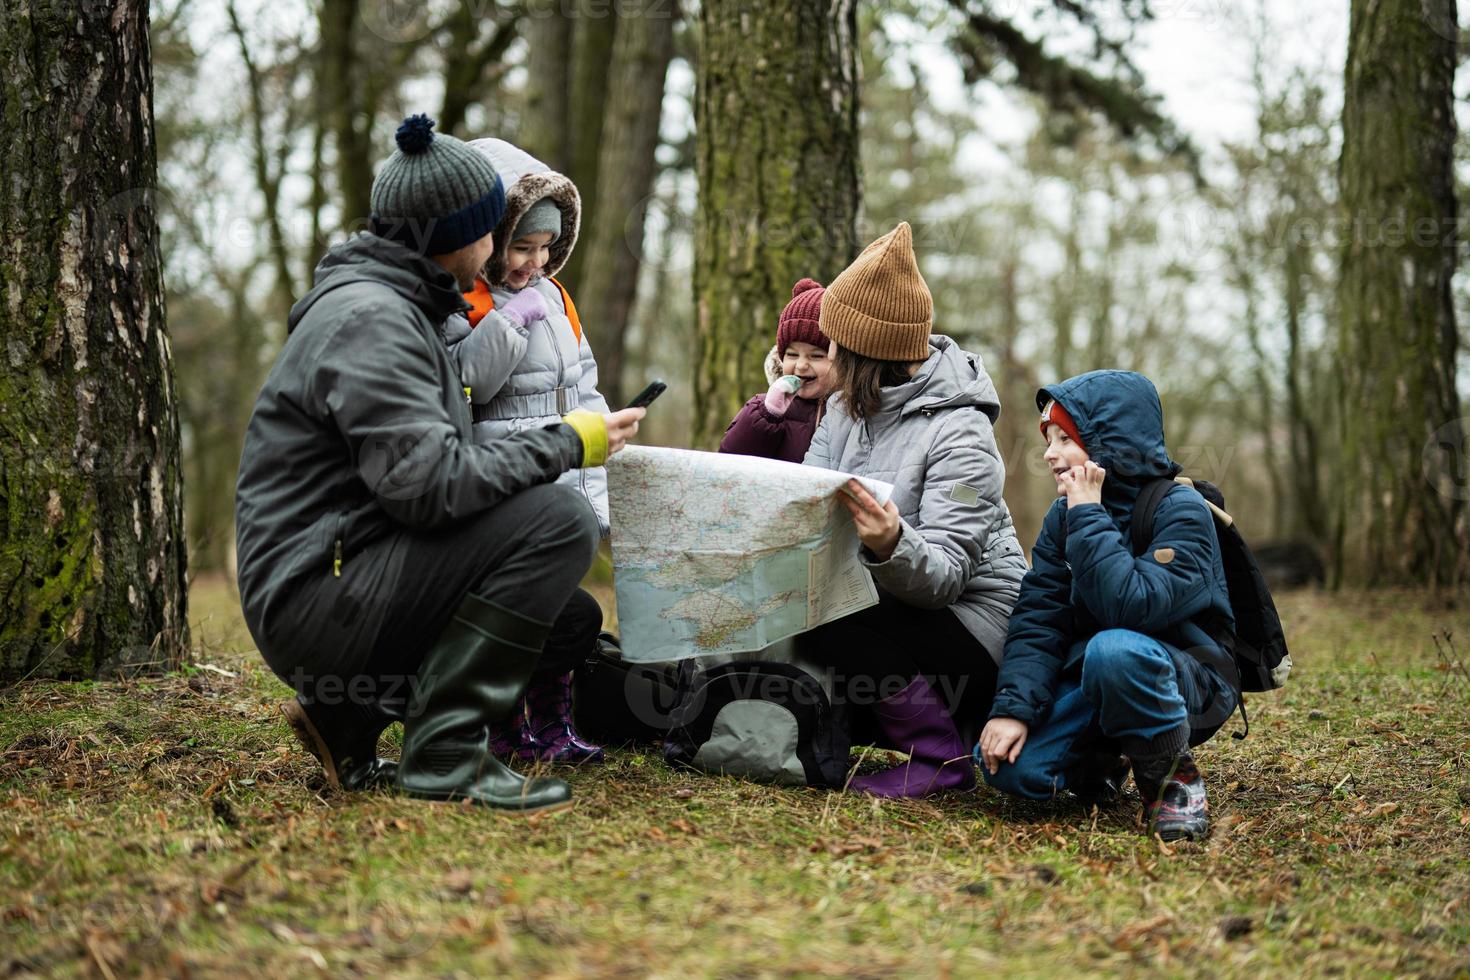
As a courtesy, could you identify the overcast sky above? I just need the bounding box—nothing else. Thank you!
[1134,0,1348,151]
[899,0,1352,175]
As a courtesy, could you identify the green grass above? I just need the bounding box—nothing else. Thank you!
[1,580,1467,977]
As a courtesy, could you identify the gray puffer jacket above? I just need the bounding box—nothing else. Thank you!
[803,335,1026,662]
[234,234,584,644]
[445,137,611,534]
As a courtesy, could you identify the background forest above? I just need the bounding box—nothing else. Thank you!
[1,4,1468,975]
[150,0,1468,609]
[1,0,1466,679]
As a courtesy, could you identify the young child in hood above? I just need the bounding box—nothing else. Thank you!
[977,371,1239,841]
[444,137,610,766]
[718,279,833,463]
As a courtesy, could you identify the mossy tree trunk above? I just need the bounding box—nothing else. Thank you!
[557,0,621,291]
[575,0,676,407]
[1336,0,1464,587]
[0,0,189,680]
[693,0,860,447]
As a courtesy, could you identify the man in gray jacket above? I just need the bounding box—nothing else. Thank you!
[234,115,642,813]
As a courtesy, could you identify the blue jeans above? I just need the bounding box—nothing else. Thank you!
[980,629,1237,800]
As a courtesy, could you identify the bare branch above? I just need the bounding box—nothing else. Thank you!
[225,0,299,306]
[946,0,1201,181]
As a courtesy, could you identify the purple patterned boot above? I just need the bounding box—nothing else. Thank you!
[487,692,533,758]
[849,675,975,798]
[521,672,606,764]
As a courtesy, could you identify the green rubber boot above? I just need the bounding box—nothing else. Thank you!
[397,593,572,813]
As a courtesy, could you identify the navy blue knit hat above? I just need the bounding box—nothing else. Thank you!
[370,115,505,255]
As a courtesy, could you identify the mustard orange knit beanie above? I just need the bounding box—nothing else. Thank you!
[818,221,932,361]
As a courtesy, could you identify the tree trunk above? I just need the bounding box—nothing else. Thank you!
[574,1,676,407]
[1283,228,1328,548]
[519,0,574,173]
[1337,0,1463,587]
[437,8,519,137]
[557,1,621,290]
[321,0,374,230]
[693,0,861,447]
[0,0,189,680]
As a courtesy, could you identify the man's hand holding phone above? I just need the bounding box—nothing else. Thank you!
[603,408,645,456]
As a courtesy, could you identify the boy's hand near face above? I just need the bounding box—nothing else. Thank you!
[978,717,1028,775]
[1058,460,1106,509]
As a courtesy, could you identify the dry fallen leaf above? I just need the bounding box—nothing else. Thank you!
[1114,913,1173,947]
[445,870,475,895]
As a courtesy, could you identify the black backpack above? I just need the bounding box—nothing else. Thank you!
[1131,477,1292,696]
[572,633,682,747]
[661,642,852,787]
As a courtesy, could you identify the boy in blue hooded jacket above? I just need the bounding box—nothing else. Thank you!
[976,370,1238,841]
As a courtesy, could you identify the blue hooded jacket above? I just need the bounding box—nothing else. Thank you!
[989,370,1236,727]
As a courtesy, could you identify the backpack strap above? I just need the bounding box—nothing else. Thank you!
[462,276,583,345]
[549,276,582,344]
[1129,477,1177,556]
[463,277,495,327]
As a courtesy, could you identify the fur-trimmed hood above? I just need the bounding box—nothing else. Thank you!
[764,345,783,385]
[466,137,580,286]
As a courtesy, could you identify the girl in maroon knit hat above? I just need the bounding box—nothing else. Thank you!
[718,278,834,463]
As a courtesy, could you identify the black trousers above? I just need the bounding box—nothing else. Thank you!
[798,593,999,747]
[537,587,605,680]
[258,482,600,705]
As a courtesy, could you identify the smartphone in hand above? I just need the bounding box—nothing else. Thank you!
[625,380,667,410]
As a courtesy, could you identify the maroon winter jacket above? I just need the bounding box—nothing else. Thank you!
[718,393,820,464]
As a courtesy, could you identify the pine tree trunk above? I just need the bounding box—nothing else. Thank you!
[574,1,676,407]
[0,0,189,680]
[1337,0,1463,587]
[693,0,860,447]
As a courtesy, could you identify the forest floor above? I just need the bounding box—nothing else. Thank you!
[1,579,1467,978]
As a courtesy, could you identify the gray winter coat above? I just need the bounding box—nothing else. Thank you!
[234,233,584,639]
[445,138,611,533]
[803,336,1026,662]
[444,280,610,533]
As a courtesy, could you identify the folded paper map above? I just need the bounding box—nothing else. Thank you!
[607,446,894,662]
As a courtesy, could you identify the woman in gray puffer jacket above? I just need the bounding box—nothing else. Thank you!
[801,222,1027,798]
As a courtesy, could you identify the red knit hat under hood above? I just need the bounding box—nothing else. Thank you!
[1039,399,1085,449]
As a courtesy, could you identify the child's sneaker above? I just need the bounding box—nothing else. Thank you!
[1136,754,1210,841]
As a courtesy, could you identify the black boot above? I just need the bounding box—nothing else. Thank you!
[1068,751,1131,808]
[396,593,572,813]
[280,695,399,792]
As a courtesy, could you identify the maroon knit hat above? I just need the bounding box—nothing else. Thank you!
[777,278,829,357]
